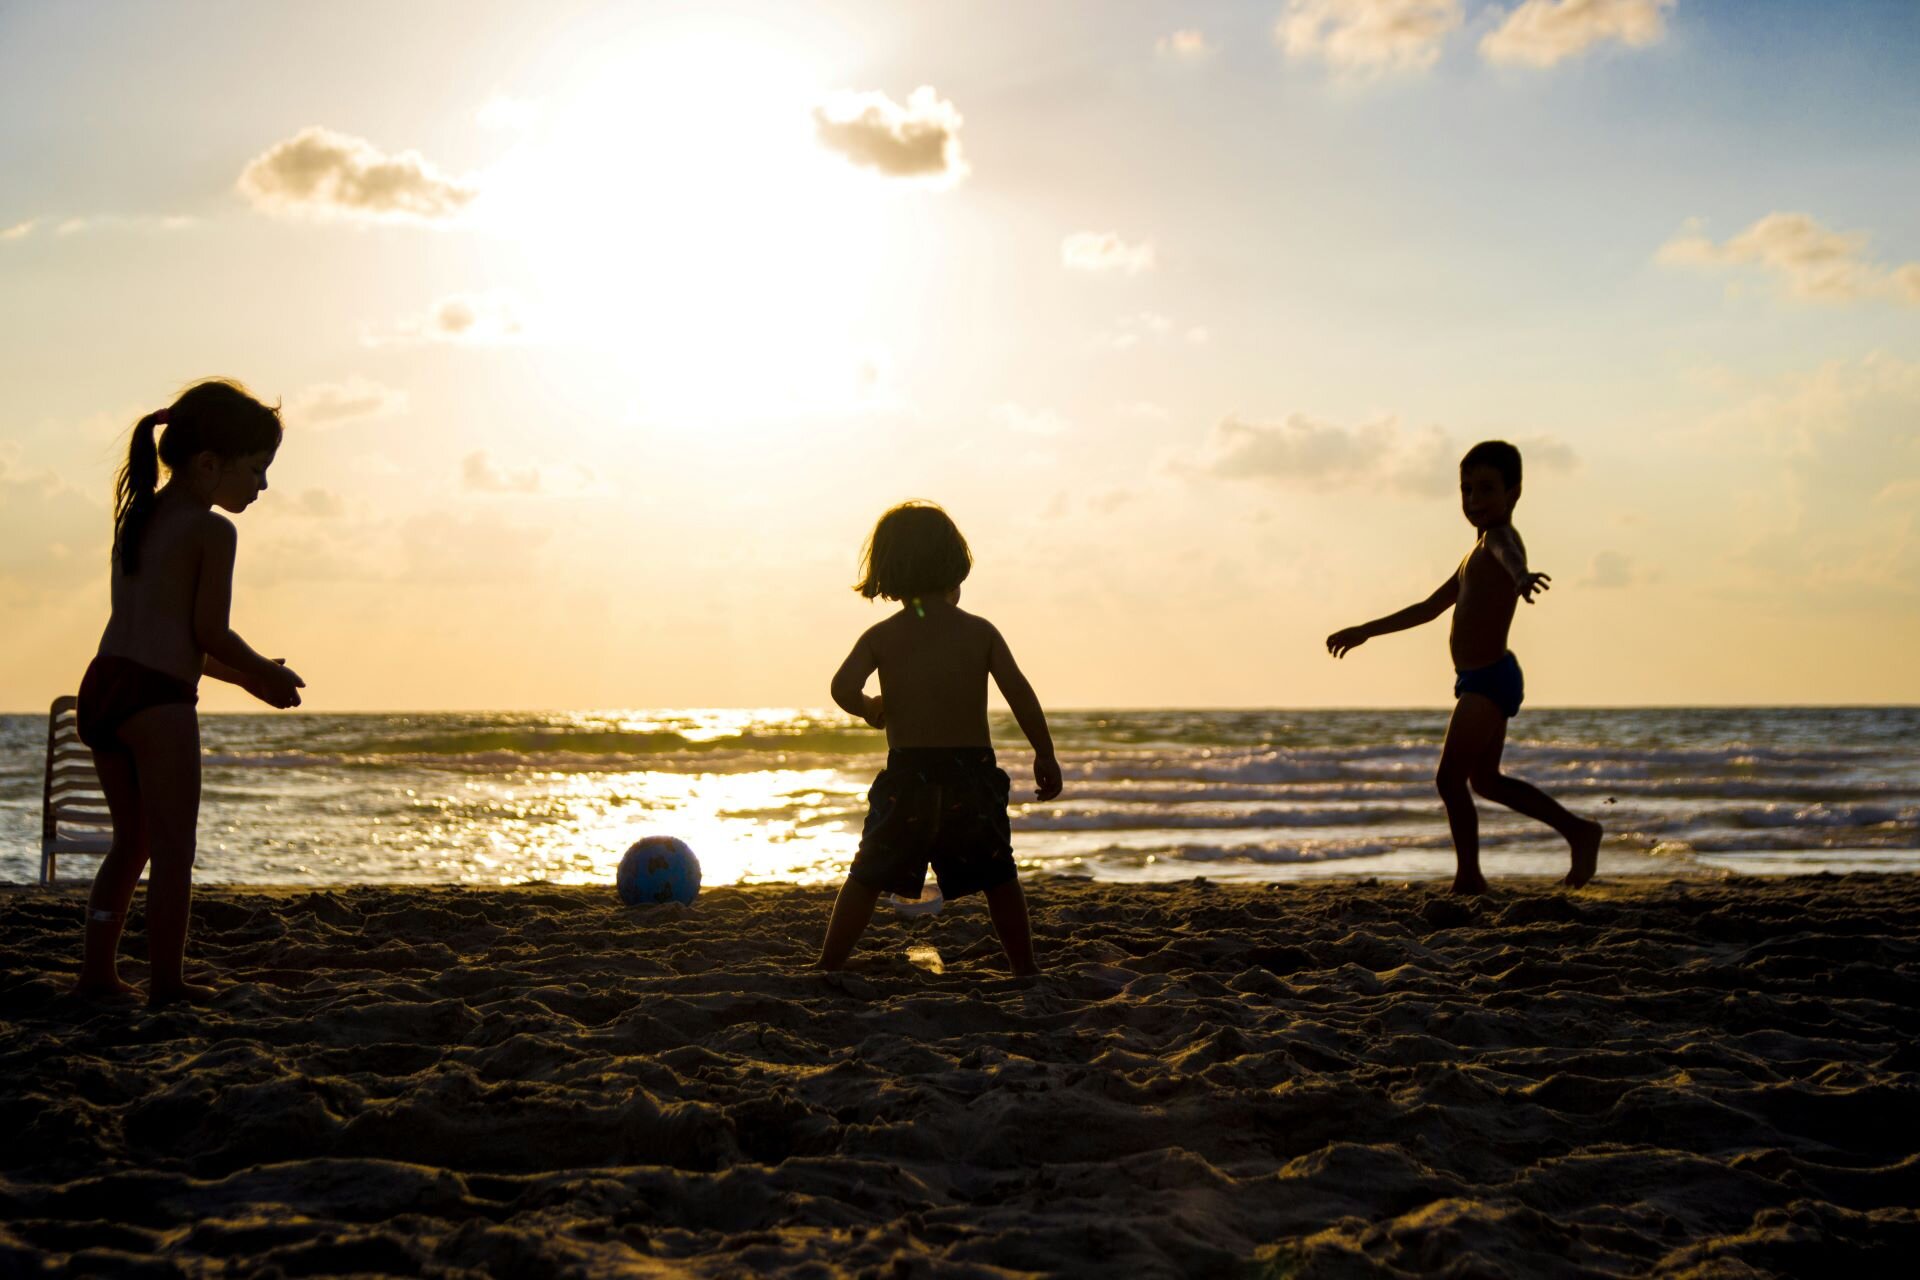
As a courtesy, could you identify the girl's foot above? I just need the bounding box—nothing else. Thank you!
[1564,820,1602,888]
[72,975,139,1001]
[148,981,218,1008]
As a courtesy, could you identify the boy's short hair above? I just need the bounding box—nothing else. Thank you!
[855,501,972,601]
[1460,440,1522,489]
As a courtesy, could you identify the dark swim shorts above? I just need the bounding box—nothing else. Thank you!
[76,655,198,751]
[849,747,1017,900]
[1454,651,1524,719]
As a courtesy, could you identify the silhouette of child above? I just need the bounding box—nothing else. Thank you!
[818,501,1062,974]
[73,380,305,1004]
[1327,441,1600,894]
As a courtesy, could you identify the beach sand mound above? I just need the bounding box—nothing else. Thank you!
[3,875,1919,1278]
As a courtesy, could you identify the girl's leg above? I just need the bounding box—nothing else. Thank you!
[1436,695,1506,895]
[983,878,1038,976]
[116,705,205,1003]
[815,877,882,970]
[76,747,149,996]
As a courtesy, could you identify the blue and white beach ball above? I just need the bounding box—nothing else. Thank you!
[616,836,702,906]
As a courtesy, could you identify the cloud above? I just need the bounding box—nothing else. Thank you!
[462,450,542,495]
[1117,400,1171,421]
[1064,232,1156,275]
[0,452,104,589]
[286,377,408,427]
[1658,213,1920,307]
[1,220,32,240]
[368,293,526,346]
[1201,413,1576,495]
[1186,326,1211,346]
[476,94,541,132]
[993,403,1071,436]
[237,126,479,222]
[1277,0,1464,77]
[813,87,967,184]
[1481,0,1675,68]
[1157,29,1216,59]
[291,488,347,519]
[1580,550,1654,589]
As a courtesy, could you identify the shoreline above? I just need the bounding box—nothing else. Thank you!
[4,875,1918,1275]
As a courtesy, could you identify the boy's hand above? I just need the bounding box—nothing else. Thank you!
[1326,626,1369,658]
[250,659,304,709]
[1032,753,1063,802]
[1517,572,1551,603]
[862,695,886,729]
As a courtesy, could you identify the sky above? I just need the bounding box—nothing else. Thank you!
[2,0,1918,711]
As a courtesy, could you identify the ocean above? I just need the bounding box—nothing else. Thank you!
[4,707,1917,888]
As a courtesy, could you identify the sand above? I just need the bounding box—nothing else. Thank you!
[2,875,1918,1278]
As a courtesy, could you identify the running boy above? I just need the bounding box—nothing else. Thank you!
[819,501,1062,974]
[1326,441,1600,894]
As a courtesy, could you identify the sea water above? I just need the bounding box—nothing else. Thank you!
[3,707,1916,886]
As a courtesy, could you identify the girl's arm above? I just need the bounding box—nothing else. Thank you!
[986,625,1063,801]
[193,516,303,707]
[830,631,884,727]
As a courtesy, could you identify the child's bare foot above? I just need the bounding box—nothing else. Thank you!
[71,975,139,1002]
[148,981,218,1008]
[1564,820,1602,888]
[1451,870,1489,896]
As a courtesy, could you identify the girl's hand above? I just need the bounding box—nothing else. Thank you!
[1518,572,1551,603]
[251,660,305,709]
[1032,753,1063,802]
[1326,627,1369,658]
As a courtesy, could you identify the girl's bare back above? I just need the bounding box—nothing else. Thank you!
[98,495,225,685]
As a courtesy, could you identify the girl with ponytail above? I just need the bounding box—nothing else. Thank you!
[75,378,306,1005]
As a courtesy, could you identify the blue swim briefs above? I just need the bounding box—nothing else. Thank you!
[1454,651,1524,718]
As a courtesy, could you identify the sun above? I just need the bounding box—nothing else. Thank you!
[478,31,904,426]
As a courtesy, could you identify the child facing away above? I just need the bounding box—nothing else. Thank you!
[1326,440,1601,895]
[74,379,305,1005]
[819,501,1063,975]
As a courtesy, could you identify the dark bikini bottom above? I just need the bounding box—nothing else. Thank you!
[76,655,198,751]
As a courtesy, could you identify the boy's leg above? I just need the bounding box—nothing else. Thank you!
[1436,695,1507,895]
[815,876,882,970]
[983,878,1038,976]
[116,705,206,1004]
[76,747,149,996]
[1468,738,1602,888]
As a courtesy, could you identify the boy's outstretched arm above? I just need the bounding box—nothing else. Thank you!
[1327,574,1459,658]
[986,625,1063,801]
[1485,527,1550,603]
[830,631,885,728]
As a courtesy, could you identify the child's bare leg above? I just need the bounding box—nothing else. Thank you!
[815,876,882,970]
[1469,746,1602,888]
[1436,695,1506,895]
[983,878,1039,976]
[118,706,210,1005]
[76,748,148,997]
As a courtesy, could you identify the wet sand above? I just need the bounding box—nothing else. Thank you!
[3,875,1918,1278]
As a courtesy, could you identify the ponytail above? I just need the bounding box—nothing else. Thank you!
[112,412,167,575]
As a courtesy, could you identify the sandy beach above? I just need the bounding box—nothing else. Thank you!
[2,875,1917,1278]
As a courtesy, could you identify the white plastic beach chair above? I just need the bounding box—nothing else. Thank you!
[40,696,113,884]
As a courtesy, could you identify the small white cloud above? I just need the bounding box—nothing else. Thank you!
[462,450,541,495]
[238,126,479,223]
[993,403,1071,436]
[286,376,408,427]
[1482,0,1675,69]
[369,292,527,346]
[1278,0,1464,77]
[55,218,86,236]
[1,220,32,240]
[1581,550,1641,589]
[1064,232,1156,275]
[1186,326,1211,345]
[1156,29,1216,59]
[813,87,968,184]
[1117,400,1170,421]
[1658,212,1920,307]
